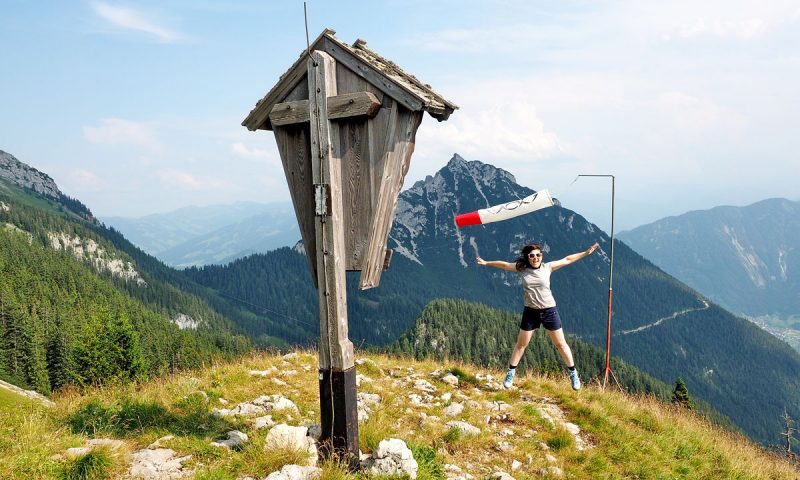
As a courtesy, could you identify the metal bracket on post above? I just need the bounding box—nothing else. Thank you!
[314,184,330,217]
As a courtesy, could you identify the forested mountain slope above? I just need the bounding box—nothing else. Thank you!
[186,154,800,445]
[619,198,800,350]
[0,151,254,393]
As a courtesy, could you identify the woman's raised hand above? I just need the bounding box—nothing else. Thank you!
[476,256,487,266]
[587,242,600,254]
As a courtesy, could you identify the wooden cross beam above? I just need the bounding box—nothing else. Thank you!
[269,91,381,127]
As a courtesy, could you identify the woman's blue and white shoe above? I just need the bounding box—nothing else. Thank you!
[569,369,581,391]
[503,369,515,389]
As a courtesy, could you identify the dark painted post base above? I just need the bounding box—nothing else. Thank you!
[319,366,359,467]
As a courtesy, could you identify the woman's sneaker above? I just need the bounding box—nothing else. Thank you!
[503,369,515,389]
[569,369,581,391]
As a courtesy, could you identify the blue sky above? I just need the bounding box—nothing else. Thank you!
[2,1,798,231]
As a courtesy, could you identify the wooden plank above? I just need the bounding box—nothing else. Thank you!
[321,37,425,113]
[285,76,310,102]
[273,125,317,285]
[334,65,372,271]
[270,92,380,127]
[308,50,354,372]
[366,92,392,222]
[270,99,310,127]
[359,108,423,289]
[273,126,316,281]
[328,92,381,120]
[337,120,371,270]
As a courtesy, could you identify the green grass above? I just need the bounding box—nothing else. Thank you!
[60,448,113,480]
[0,387,25,408]
[0,179,84,222]
[2,351,798,480]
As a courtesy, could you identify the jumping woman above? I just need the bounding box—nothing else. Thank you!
[476,241,599,390]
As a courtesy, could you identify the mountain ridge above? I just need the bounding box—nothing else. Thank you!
[618,197,800,350]
[185,153,800,445]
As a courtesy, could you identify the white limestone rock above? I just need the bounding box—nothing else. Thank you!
[357,392,381,421]
[129,448,192,479]
[252,395,299,413]
[356,374,373,386]
[171,314,198,330]
[443,402,464,417]
[445,421,481,436]
[488,472,515,480]
[264,424,318,466]
[265,464,322,480]
[485,400,511,413]
[538,466,563,477]
[496,441,514,452]
[65,447,92,458]
[210,430,248,449]
[441,373,459,386]
[413,379,437,393]
[253,415,276,430]
[306,423,322,442]
[249,367,277,377]
[361,438,418,480]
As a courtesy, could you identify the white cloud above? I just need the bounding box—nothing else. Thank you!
[91,2,182,43]
[230,142,276,163]
[65,169,107,191]
[671,17,768,40]
[656,91,748,133]
[400,24,564,53]
[418,101,565,163]
[156,168,229,191]
[83,118,161,150]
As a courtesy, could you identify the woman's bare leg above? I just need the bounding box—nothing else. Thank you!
[546,328,574,367]
[509,329,534,366]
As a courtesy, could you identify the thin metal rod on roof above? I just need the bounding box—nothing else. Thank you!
[303,2,315,65]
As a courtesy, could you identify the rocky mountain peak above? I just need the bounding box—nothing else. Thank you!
[391,155,544,265]
[0,149,62,199]
[444,153,517,185]
[406,155,524,206]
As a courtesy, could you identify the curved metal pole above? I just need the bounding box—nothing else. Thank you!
[575,174,620,390]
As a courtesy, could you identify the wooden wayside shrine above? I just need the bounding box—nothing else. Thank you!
[242,28,456,462]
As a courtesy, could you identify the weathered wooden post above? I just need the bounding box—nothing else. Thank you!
[242,29,456,462]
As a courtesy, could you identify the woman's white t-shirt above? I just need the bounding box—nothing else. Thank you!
[518,262,557,309]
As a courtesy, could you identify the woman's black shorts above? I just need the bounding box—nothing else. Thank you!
[520,306,562,331]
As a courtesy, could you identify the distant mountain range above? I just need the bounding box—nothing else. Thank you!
[185,154,800,445]
[5,146,800,446]
[103,202,299,268]
[619,198,800,350]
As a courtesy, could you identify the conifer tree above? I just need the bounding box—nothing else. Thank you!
[672,377,693,410]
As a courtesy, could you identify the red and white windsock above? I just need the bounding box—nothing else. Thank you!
[455,189,555,227]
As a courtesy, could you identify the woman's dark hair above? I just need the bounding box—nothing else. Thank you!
[515,243,543,271]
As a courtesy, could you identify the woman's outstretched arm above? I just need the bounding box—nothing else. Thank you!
[550,242,600,272]
[476,256,517,271]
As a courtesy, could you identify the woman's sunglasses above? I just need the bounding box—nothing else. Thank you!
[528,252,542,258]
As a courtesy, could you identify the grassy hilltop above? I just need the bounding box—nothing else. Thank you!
[1,351,797,480]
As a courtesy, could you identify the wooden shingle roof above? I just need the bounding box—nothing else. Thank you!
[242,29,458,131]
